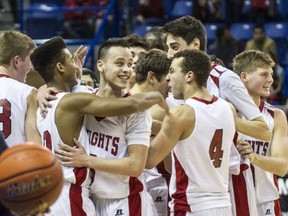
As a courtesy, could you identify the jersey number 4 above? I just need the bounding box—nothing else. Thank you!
[209,129,223,168]
[0,99,11,138]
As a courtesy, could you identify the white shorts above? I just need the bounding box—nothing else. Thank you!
[45,182,96,216]
[94,190,156,216]
[170,206,232,216]
[257,200,281,216]
[146,175,169,216]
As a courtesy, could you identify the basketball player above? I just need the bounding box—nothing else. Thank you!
[233,50,288,216]
[163,15,271,141]
[130,49,171,216]
[56,38,169,216]
[0,31,40,146]
[31,37,167,216]
[145,49,236,215]
[123,34,150,90]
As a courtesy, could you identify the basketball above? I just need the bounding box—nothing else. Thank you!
[0,143,64,216]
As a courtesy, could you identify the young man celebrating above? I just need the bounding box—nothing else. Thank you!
[146,49,236,215]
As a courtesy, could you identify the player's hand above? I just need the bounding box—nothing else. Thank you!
[73,45,88,79]
[55,138,89,168]
[236,140,256,163]
[37,85,58,118]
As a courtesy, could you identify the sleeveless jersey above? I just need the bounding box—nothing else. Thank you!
[37,92,95,216]
[242,100,279,204]
[87,92,153,199]
[0,75,33,146]
[169,96,236,213]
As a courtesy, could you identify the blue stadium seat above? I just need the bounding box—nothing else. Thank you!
[171,0,193,19]
[25,4,63,39]
[133,24,157,37]
[265,22,288,39]
[29,0,65,6]
[277,0,288,19]
[204,23,225,42]
[230,23,254,41]
[265,22,288,66]
[241,0,251,15]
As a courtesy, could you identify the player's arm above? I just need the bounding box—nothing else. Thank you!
[228,103,270,140]
[146,105,194,169]
[25,89,41,143]
[238,109,288,177]
[61,91,168,117]
[220,72,272,141]
[56,140,148,177]
[56,112,153,177]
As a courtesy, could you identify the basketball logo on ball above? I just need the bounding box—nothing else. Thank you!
[0,143,64,216]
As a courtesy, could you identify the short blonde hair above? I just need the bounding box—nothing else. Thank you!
[0,31,36,65]
[233,50,275,76]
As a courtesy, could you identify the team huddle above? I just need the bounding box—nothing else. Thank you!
[0,15,288,216]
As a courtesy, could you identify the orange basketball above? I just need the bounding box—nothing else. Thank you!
[0,143,64,216]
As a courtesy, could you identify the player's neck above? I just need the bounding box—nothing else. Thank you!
[184,86,212,101]
[47,81,71,92]
[129,83,151,95]
[0,65,13,78]
[251,94,261,107]
[97,82,125,98]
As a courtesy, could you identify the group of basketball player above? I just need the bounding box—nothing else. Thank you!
[0,15,288,216]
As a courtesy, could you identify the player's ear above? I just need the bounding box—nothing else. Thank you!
[147,71,155,84]
[188,38,200,50]
[56,62,64,72]
[186,71,194,83]
[240,72,248,83]
[97,60,104,74]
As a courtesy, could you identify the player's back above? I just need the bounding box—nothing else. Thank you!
[169,96,235,213]
[0,75,33,146]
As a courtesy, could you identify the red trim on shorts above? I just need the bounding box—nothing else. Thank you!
[174,211,187,216]
[274,199,281,216]
[128,193,142,216]
[232,173,250,216]
[70,168,88,216]
[129,177,144,196]
[171,152,190,213]
[156,161,171,215]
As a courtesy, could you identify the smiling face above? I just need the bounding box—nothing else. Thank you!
[166,57,186,99]
[242,67,274,98]
[98,46,133,90]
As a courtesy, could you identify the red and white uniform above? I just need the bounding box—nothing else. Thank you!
[169,96,235,215]
[37,92,95,216]
[0,75,33,146]
[86,92,154,215]
[239,100,281,216]
[142,163,170,216]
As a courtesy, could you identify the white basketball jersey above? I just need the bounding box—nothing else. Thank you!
[37,92,95,216]
[169,96,235,213]
[87,93,153,199]
[242,100,279,204]
[207,64,227,97]
[0,75,33,146]
[37,92,91,185]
